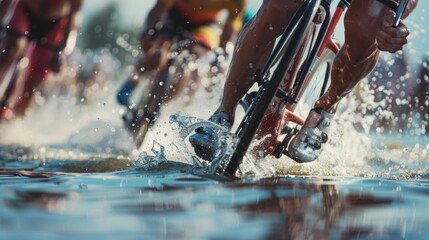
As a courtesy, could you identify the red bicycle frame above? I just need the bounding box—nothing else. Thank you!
[255,1,348,155]
[254,0,406,156]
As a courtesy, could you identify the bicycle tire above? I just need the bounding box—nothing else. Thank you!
[132,59,174,148]
[292,44,338,115]
[223,0,322,176]
[272,45,338,158]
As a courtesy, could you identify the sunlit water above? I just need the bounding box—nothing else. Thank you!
[1,44,429,239]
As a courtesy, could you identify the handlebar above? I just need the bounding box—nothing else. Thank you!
[376,0,409,27]
[393,0,409,27]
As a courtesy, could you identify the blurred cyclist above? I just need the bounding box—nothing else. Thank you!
[0,0,83,121]
[116,0,246,108]
[0,0,15,20]
[189,0,418,162]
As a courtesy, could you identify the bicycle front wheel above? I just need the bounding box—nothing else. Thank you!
[223,0,322,176]
[132,60,174,148]
[292,45,337,116]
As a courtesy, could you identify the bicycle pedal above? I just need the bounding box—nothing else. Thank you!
[273,127,298,159]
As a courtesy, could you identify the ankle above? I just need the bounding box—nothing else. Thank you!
[209,111,232,130]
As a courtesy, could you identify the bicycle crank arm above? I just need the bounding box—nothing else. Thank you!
[273,127,298,158]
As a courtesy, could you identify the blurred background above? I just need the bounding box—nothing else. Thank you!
[1,0,428,147]
[77,0,429,135]
[79,0,428,64]
[78,0,263,66]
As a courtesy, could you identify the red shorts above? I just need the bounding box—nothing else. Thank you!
[5,1,70,79]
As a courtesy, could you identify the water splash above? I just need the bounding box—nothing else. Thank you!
[0,39,428,180]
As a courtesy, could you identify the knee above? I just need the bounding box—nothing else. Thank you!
[257,0,303,35]
[343,1,386,62]
[138,45,168,71]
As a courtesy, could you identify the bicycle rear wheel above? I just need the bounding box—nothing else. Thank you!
[129,59,174,148]
[223,0,322,176]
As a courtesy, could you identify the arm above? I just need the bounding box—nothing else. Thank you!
[141,0,174,52]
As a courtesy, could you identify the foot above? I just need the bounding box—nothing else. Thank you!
[287,108,333,162]
[116,79,137,107]
[188,112,232,161]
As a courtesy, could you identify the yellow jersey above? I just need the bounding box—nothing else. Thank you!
[160,0,246,31]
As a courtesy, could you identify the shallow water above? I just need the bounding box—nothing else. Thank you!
[1,160,429,240]
[1,120,429,240]
[1,72,429,240]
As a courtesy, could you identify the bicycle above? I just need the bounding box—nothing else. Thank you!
[0,9,73,121]
[122,51,177,148]
[208,0,409,177]
[0,40,36,120]
[122,33,215,148]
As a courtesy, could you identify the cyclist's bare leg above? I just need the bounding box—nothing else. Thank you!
[216,0,303,123]
[138,40,172,75]
[117,37,172,106]
[5,44,55,117]
[189,0,303,160]
[315,0,410,112]
[289,0,414,162]
[130,39,172,84]
[6,76,41,117]
[0,34,27,90]
[166,43,210,105]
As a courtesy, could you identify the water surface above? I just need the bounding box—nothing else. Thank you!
[1,135,429,240]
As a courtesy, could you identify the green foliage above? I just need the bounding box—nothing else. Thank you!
[78,2,140,66]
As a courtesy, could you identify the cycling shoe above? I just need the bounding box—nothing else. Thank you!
[116,79,137,106]
[188,112,232,161]
[287,108,333,162]
[189,126,221,161]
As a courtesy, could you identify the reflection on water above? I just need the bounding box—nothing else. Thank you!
[1,167,428,240]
